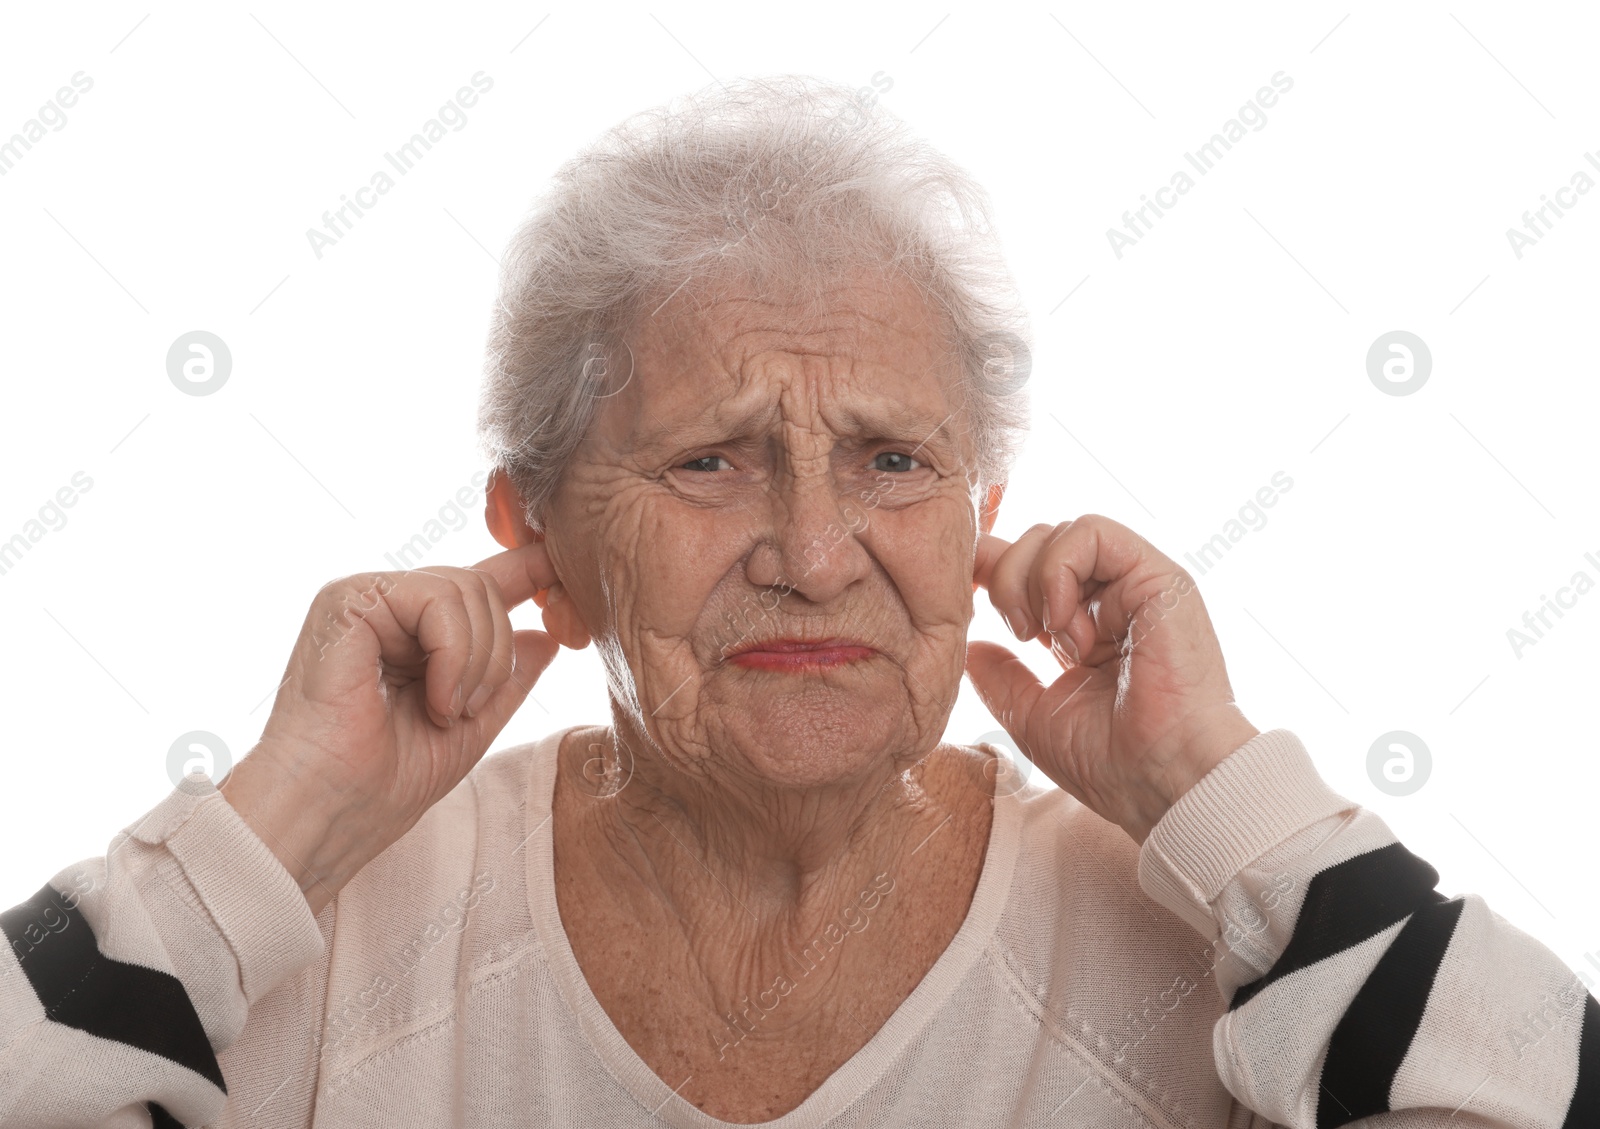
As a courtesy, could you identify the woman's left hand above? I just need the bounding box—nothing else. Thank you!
[963,514,1260,844]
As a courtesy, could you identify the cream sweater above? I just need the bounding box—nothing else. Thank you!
[0,727,1594,1128]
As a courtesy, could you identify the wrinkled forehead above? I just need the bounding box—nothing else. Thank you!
[589,270,971,461]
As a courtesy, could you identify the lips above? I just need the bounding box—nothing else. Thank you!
[725,637,876,670]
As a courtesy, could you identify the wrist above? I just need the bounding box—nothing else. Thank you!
[218,750,379,916]
[1124,707,1260,845]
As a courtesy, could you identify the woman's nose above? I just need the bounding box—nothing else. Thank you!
[753,469,873,604]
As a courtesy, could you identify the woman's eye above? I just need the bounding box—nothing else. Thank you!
[681,455,731,472]
[872,451,923,473]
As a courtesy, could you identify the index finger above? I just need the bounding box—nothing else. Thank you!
[468,539,560,609]
[973,532,1012,592]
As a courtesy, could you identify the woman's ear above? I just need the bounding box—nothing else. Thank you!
[979,482,1005,535]
[484,468,593,649]
[973,483,1006,594]
[485,468,537,550]
[540,584,592,650]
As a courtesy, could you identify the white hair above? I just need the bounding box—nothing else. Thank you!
[476,74,1032,533]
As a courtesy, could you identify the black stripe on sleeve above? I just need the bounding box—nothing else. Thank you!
[148,1101,187,1128]
[1562,992,1600,1129]
[0,882,225,1092]
[1314,896,1465,1128]
[1231,842,1446,1013]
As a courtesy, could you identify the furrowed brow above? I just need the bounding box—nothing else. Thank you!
[631,397,960,458]
[633,399,780,453]
[833,402,961,456]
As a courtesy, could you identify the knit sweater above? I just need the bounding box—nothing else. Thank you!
[0,727,1594,1128]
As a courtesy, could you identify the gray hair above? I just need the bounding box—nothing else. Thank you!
[476,74,1031,534]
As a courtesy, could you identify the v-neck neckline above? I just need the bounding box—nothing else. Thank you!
[522,724,1022,1128]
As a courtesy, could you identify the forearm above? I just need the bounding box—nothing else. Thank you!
[0,776,325,1127]
[1139,730,1598,1127]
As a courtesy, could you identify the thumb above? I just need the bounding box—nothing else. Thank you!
[963,641,1048,753]
[470,630,562,736]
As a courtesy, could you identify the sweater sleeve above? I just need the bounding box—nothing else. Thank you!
[0,771,327,1129]
[1136,729,1599,1129]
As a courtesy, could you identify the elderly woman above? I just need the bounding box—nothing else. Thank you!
[2,77,1593,1129]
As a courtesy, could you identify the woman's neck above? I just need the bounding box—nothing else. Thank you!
[549,721,998,1107]
[555,721,990,936]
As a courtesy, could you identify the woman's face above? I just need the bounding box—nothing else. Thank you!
[543,270,987,791]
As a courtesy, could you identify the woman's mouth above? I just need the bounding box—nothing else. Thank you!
[725,638,877,671]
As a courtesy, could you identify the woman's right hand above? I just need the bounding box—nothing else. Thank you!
[219,541,563,914]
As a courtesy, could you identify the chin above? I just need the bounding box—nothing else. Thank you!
[718,689,910,789]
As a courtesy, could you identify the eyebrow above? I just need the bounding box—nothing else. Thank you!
[632,399,778,453]
[634,399,961,456]
[856,404,961,455]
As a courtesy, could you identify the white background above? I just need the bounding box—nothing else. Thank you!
[2,1,1596,992]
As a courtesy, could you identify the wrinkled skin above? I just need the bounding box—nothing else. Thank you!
[510,267,1000,876]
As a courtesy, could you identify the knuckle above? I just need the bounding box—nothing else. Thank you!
[451,568,494,604]
[316,572,381,603]
[412,567,455,589]
[441,592,475,632]
[477,571,507,604]
[469,572,502,605]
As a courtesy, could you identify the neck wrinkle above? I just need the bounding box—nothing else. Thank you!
[574,718,958,930]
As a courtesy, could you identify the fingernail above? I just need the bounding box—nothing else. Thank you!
[1041,597,1053,632]
[466,685,492,718]
[1060,633,1082,664]
[451,684,464,716]
[1004,608,1029,640]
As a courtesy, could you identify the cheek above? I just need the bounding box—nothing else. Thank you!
[603,501,741,640]
[870,496,976,626]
